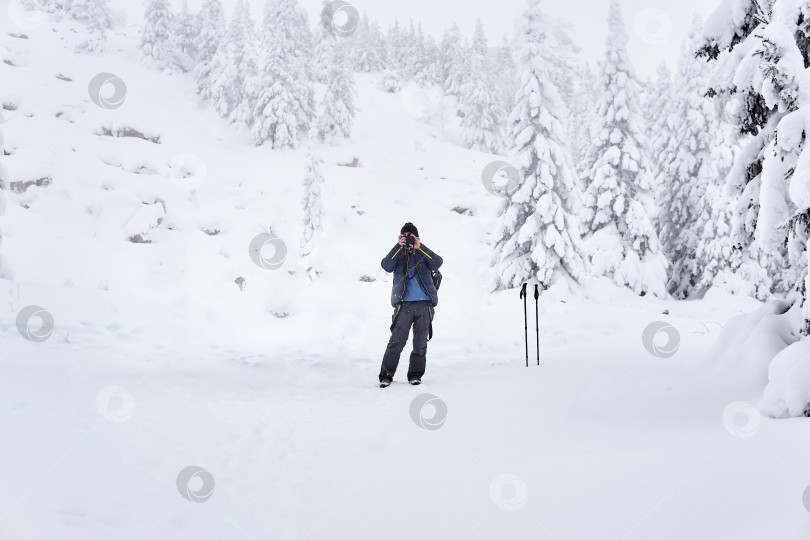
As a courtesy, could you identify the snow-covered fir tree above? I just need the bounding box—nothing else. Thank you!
[379,21,406,92]
[71,0,112,52]
[170,0,199,68]
[386,20,407,78]
[206,0,257,124]
[274,0,315,119]
[141,0,173,62]
[406,21,437,86]
[421,32,441,86]
[569,61,597,176]
[300,151,325,267]
[540,16,581,113]
[313,23,334,84]
[399,19,423,82]
[644,61,674,196]
[194,0,226,100]
[350,11,384,72]
[699,0,810,328]
[292,2,315,82]
[252,0,315,148]
[316,35,357,144]
[337,9,362,70]
[489,0,586,292]
[691,122,740,295]
[229,0,259,127]
[439,22,467,98]
[655,14,734,298]
[459,19,506,153]
[537,15,588,175]
[367,20,388,73]
[581,0,667,297]
[494,33,517,123]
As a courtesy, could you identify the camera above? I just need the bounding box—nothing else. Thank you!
[404,234,416,254]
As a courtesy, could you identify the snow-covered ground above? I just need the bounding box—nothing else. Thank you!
[2,9,810,540]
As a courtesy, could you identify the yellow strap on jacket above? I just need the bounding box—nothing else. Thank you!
[391,247,432,259]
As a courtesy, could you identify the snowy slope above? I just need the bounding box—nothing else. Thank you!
[2,10,810,540]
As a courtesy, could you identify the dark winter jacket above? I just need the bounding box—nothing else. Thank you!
[381,243,443,308]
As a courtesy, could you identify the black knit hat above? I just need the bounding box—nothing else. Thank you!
[400,222,419,237]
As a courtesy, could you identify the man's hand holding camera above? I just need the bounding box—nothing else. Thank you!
[398,232,420,254]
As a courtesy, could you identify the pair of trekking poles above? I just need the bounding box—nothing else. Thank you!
[519,283,540,367]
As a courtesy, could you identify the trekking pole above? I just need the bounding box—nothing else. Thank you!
[519,283,528,367]
[534,284,540,366]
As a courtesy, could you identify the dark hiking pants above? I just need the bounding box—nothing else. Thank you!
[379,300,432,382]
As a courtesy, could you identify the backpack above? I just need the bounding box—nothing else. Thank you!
[431,269,442,291]
[428,269,441,341]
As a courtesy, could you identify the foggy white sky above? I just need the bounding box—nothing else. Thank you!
[118,0,722,80]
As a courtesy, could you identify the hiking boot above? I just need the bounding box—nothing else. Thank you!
[379,378,391,388]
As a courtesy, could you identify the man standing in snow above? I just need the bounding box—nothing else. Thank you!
[378,222,443,388]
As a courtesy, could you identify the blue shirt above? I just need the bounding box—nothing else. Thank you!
[401,258,431,302]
